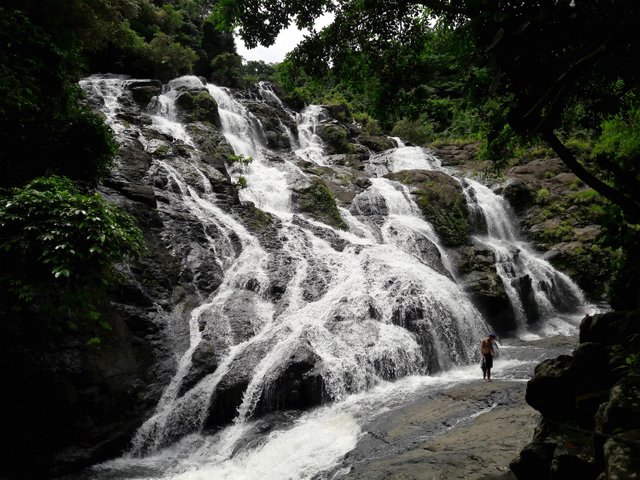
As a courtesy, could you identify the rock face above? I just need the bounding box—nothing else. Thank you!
[511,310,640,480]
[505,157,609,300]
[454,244,517,334]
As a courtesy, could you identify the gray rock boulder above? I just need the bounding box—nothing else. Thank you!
[526,355,576,417]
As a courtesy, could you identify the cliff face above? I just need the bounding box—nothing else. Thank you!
[511,311,640,480]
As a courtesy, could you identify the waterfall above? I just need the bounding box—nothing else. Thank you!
[79,74,587,478]
[295,105,329,165]
[462,178,584,327]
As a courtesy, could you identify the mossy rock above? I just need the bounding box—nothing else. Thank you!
[324,103,352,122]
[386,170,470,247]
[294,178,347,230]
[175,91,221,127]
[356,134,396,153]
[316,124,353,155]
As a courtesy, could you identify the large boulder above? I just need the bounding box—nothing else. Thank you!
[595,375,640,436]
[503,178,534,212]
[511,420,598,480]
[254,345,324,415]
[580,310,640,345]
[356,133,396,153]
[178,341,219,396]
[316,124,353,155]
[526,355,576,417]
[453,244,517,334]
[602,429,640,480]
[292,178,347,230]
[127,79,162,106]
[175,90,221,127]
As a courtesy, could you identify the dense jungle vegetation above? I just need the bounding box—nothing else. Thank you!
[1,0,639,329]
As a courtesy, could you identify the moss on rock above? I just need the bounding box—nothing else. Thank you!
[317,124,354,155]
[294,178,347,230]
[176,91,221,127]
[386,170,470,247]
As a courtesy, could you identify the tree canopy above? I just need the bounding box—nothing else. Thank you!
[216,0,640,222]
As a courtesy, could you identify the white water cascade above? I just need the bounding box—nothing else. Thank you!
[77,74,589,480]
[462,178,585,330]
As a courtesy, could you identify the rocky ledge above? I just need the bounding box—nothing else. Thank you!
[511,310,640,480]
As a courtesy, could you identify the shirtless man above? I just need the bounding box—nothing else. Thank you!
[480,334,497,382]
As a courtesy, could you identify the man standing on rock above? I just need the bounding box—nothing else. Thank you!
[480,334,497,382]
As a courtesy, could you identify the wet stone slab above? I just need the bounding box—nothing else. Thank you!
[330,380,538,480]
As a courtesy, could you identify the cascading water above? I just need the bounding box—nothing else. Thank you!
[462,178,584,329]
[295,105,329,165]
[76,74,590,479]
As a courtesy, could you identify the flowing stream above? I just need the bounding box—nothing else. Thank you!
[75,75,595,479]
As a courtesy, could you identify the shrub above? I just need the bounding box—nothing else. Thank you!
[235,176,248,189]
[0,176,145,326]
[535,188,551,205]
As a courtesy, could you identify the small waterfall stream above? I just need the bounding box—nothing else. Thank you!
[76,75,591,479]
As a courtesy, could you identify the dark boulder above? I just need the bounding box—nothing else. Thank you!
[511,420,598,480]
[178,341,219,397]
[292,178,347,230]
[595,375,640,436]
[385,170,470,247]
[323,103,351,122]
[512,274,540,324]
[526,355,576,417]
[316,124,352,155]
[356,134,396,153]
[580,310,640,345]
[127,80,162,106]
[454,244,517,334]
[349,189,388,216]
[254,345,325,415]
[602,429,640,480]
[503,179,534,212]
[175,91,221,127]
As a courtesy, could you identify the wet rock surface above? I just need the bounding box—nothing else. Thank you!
[333,380,537,480]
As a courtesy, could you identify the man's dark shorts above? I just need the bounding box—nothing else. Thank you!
[481,354,493,371]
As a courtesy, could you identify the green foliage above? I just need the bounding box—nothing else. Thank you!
[210,52,244,87]
[0,6,118,187]
[235,176,248,189]
[534,188,551,205]
[592,104,640,176]
[147,32,198,81]
[570,189,600,205]
[353,112,382,135]
[241,61,277,83]
[0,176,146,324]
[391,117,436,145]
[540,221,574,244]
